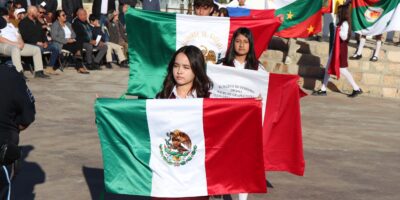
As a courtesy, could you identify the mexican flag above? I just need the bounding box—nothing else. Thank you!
[352,0,400,36]
[125,8,282,98]
[95,98,266,197]
[265,0,323,38]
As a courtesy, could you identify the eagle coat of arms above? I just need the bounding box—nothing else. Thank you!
[159,130,197,166]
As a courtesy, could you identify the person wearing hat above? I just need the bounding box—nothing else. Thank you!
[0,14,36,198]
[0,7,50,78]
[10,7,25,28]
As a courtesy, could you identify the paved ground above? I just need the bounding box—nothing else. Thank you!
[13,67,400,200]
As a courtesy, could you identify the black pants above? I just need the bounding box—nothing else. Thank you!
[63,42,84,69]
[0,165,12,200]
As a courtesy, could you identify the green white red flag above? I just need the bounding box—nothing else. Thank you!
[352,0,400,36]
[125,8,281,98]
[95,98,266,197]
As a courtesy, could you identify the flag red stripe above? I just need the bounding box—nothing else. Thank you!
[328,27,341,79]
[228,17,282,58]
[203,98,266,194]
[275,11,322,38]
[352,0,381,8]
[263,74,305,176]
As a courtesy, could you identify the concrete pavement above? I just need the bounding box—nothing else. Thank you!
[13,67,400,200]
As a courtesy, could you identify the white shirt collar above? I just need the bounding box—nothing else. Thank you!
[172,86,197,99]
[233,59,246,70]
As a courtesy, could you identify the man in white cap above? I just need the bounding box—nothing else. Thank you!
[0,7,50,78]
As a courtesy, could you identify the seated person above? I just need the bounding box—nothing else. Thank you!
[10,7,25,28]
[72,8,107,70]
[89,14,128,68]
[0,7,49,78]
[19,6,60,75]
[51,10,89,74]
[107,10,128,57]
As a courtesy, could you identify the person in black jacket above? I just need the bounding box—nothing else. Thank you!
[92,0,115,28]
[15,0,38,10]
[0,17,36,195]
[19,6,60,74]
[72,8,107,70]
[62,0,82,22]
[40,0,58,19]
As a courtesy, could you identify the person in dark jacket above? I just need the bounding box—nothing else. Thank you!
[62,0,82,22]
[0,15,36,194]
[92,0,115,28]
[72,8,107,70]
[40,0,58,19]
[89,14,127,68]
[19,6,60,74]
[141,0,160,11]
[15,0,38,10]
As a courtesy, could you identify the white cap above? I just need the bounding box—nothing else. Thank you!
[14,8,26,18]
[40,1,47,8]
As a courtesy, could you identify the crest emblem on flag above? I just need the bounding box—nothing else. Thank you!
[160,130,197,166]
[364,7,384,23]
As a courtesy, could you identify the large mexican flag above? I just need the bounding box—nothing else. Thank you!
[265,0,323,38]
[95,98,266,197]
[125,8,281,98]
[352,0,400,36]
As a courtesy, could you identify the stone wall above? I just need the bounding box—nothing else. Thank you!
[261,37,400,98]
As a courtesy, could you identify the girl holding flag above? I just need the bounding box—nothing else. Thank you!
[313,3,363,98]
[154,46,212,199]
[220,27,265,200]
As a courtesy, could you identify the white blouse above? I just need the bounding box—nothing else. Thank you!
[233,59,266,71]
[63,25,72,39]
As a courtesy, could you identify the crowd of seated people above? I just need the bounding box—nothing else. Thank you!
[0,1,132,78]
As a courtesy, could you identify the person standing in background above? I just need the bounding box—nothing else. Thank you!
[141,0,160,11]
[62,0,83,22]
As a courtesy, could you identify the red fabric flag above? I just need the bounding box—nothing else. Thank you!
[263,73,306,176]
[328,26,341,79]
[322,0,333,13]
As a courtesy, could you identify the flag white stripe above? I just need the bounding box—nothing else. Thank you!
[265,0,296,9]
[147,99,208,197]
[357,4,400,36]
[176,14,231,62]
[207,64,269,122]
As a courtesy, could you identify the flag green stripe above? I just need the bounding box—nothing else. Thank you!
[125,8,177,97]
[352,0,400,31]
[95,98,152,196]
[275,0,322,31]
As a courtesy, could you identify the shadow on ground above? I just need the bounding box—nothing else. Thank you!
[12,145,46,200]
[82,166,150,200]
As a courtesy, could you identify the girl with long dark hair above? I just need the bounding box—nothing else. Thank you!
[157,45,213,99]
[154,46,212,200]
[222,27,264,71]
[313,4,362,97]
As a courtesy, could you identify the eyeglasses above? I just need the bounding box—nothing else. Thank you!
[60,14,66,17]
